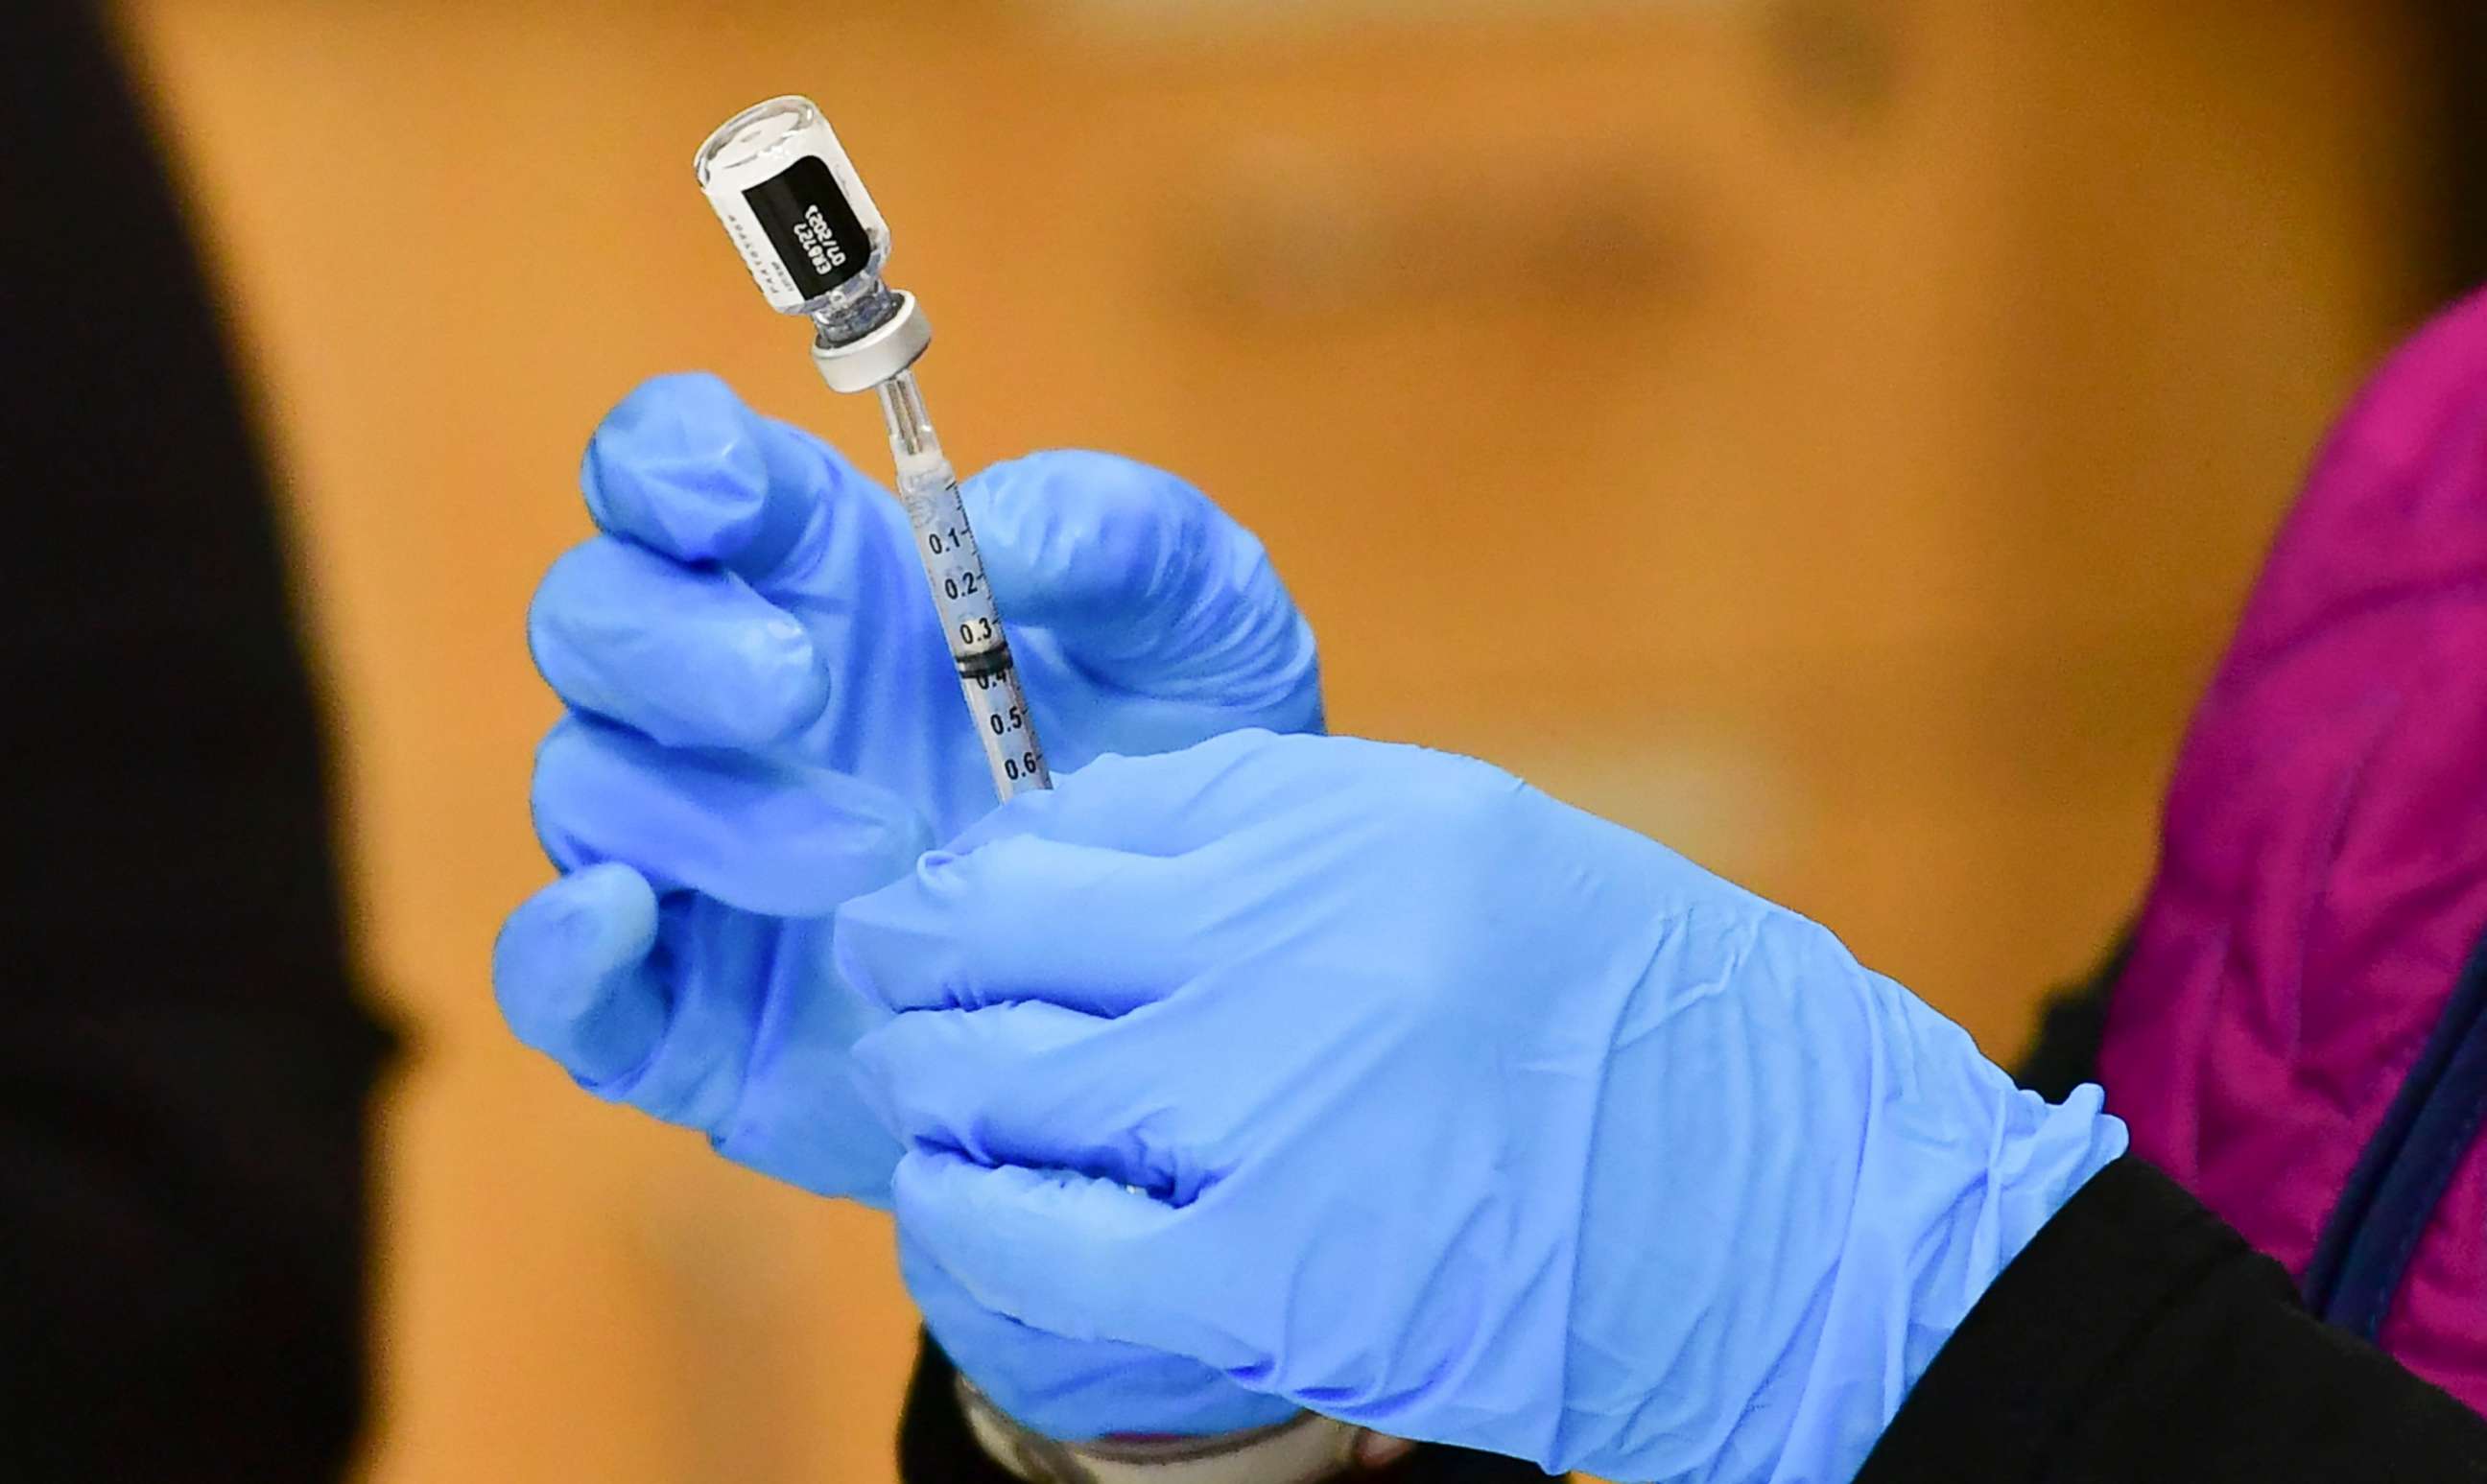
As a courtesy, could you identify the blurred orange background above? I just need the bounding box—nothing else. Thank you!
[112,0,2428,1478]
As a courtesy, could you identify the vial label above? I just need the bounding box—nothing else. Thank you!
[743,156,870,298]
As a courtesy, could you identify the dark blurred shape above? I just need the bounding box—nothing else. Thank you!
[1760,0,1901,134]
[0,1,388,1479]
[2418,0,2487,296]
[2014,936,2129,1105]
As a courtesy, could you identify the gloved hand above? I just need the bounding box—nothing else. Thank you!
[491,373,1318,1437]
[837,729,2130,1482]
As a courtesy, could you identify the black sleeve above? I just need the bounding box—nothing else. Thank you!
[0,2,391,1479]
[2012,934,2127,1103]
[1858,1158,2487,1483]
[899,1342,1556,1483]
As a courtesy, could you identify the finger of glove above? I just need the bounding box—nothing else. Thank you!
[833,837,1218,1015]
[533,716,930,917]
[529,537,828,750]
[966,452,1318,718]
[492,861,667,1083]
[580,371,879,580]
[494,872,754,1135]
[853,1002,1208,1201]
[893,1148,1247,1370]
[899,1232,1295,1441]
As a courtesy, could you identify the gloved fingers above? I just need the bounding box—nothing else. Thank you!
[854,1003,1208,1200]
[493,870,756,1133]
[965,453,1318,719]
[529,537,828,750]
[579,371,881,580]
[899,1233,1296,1441]
[834,836,1220,1014]
[492,861,668,1083]
[893,1148,1248,1370]
[533,715,930,917]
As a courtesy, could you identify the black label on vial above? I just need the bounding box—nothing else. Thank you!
[744,156,869,297]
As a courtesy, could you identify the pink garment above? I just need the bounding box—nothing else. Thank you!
[2101,287,2487,1412]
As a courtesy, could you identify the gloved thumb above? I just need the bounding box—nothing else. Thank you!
[964,452,1317,718]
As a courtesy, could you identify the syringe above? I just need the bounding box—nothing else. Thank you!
[694,96,1050,801]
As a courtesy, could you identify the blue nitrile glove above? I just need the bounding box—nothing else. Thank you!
[837,729,2130,1483]
[490,373,1317,1438]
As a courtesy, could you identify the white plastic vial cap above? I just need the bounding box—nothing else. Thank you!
[695,96,890,314]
